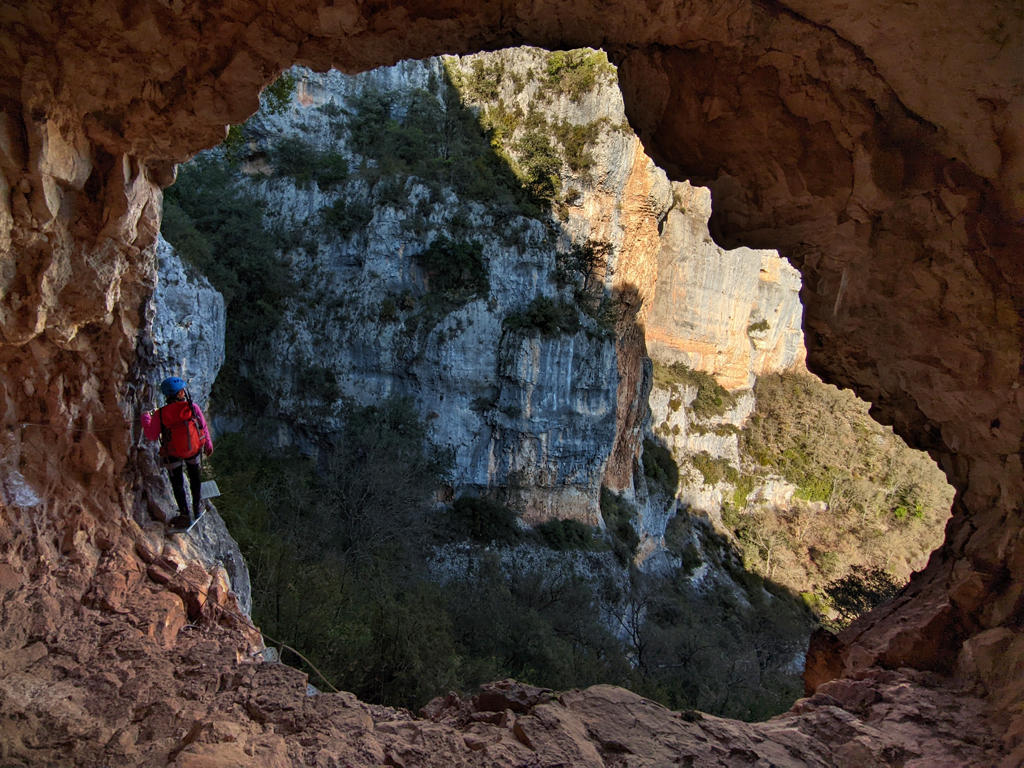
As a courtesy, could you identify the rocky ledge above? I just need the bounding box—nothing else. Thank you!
[0,0,1021,764]
[0,524,1007,766]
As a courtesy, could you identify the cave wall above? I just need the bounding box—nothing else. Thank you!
[1,0,1021,736]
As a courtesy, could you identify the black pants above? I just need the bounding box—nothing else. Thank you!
[167,454,202,519]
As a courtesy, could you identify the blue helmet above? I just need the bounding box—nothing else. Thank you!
[160,376,188,398]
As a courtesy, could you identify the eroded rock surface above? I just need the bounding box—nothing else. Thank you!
[146,234,225,409]
[0,539,1008,767]
[646,182,805,390]
[1,0,1022,763]
[211,53,660,524]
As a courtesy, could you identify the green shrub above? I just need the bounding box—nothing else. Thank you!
[271,137,317,186]
[317,101,344,118]
[690,452,721,486]
[414,236,488,299]
[272,138,349,190]
[347,80,540,215]
[642,438,679,498]
[479,102,523,146]
[461,59,505,101]
[210,398,454,708]
[450,496,522,545]
[534,518,600,551]
[503,296,581,336]
[651,361,737,419]
[221,124,248,163]
[515,123,561,200]
[600,487,640,565]
[316,152,349,189]
[742,371,952,526]
[795,474,834,503]
[747,319,770,334]
[691,382,736,419]
[552,119,602,174]
[321,198,373,238]
[689,452,743,488]
[263,72,296,115]
[544,49,615,98]
[732,474,755,508]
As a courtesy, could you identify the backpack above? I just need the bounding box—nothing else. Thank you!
[159,401,202,459]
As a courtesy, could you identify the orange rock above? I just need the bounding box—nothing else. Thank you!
[0,1,1021,763]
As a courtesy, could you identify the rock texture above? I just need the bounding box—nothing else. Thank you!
[0,0,1021,764]
[212,51,670,524]
[146,234,226,409]
[646,182,805,390]
[132,235,250,614]
[0,546,1009,768]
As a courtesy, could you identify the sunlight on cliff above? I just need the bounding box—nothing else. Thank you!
[149,47,955,723]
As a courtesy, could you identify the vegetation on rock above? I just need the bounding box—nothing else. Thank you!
[600,487,640,565]
[271,137,349,190]
[169,51,866,724]
[413,236,489,301]
[213,404,811,719]
[161,156,296,409]
[534,518,602,551]
[660,369,952,618]
[543,49,617,99]
[343,82,540,216]
[448,496,521,545]
[652,360,738,418]
[642,438,679,498]
[503,296,581,336]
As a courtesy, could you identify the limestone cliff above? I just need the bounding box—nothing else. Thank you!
[137,235,253,615]
[190,50,671,525]
[646,182,805,390]
[145,235,226,409]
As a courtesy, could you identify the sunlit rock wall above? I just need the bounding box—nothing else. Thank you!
[646,182,805,390]
[210,51,672,523]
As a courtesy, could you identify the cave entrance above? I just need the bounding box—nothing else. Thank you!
[153,47,953,721]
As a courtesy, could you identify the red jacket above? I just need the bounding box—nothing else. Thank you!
[141,401,213,456]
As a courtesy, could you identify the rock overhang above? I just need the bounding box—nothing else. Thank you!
[0,0,1022,760]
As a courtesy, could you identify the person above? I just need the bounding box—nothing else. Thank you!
[141,376,214,529]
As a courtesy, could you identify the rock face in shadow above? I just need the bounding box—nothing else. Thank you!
[0,0,1021,764]
[146,234,226,409]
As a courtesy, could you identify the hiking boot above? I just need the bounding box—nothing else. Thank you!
[168,514,190,530]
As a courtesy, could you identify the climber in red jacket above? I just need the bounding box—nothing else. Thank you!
[141,376,214,529]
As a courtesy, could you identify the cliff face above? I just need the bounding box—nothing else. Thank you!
[200,50,671,524]
[1,1,1022,765]
[646,182,805,391]
[146,235,226,409]
[138,236,254,614]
